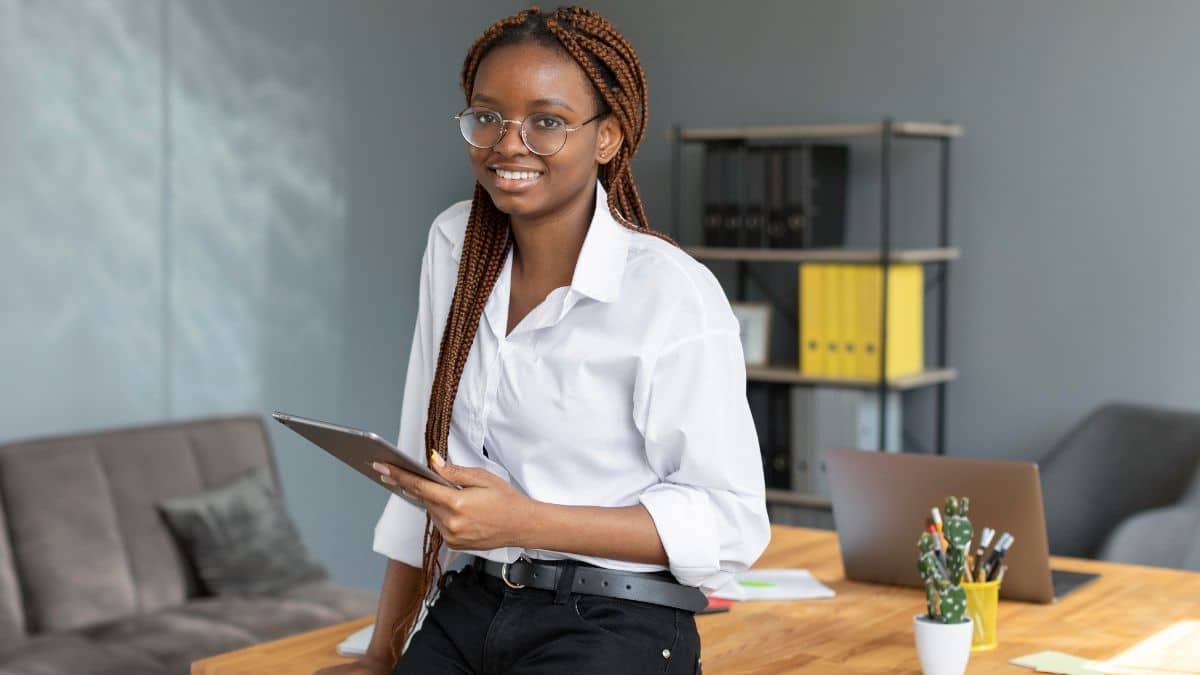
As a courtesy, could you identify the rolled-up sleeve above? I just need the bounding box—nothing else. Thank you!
[371,225,439,568]
[635,329,771,594]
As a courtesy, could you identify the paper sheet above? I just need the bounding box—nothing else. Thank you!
[710,568,836,601]
[1010,651,1102,675]
[1085,620,1200,674]
[336,623,375,657]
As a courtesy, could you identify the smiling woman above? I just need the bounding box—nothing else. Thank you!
[332,6,771,675]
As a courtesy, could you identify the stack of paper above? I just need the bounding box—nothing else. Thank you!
[711,569,836,601]
[336,623,375,657]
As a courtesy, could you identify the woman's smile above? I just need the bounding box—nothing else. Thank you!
[487,163,545,191]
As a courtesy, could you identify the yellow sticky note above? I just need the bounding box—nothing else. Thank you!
[1010,651,1102,675]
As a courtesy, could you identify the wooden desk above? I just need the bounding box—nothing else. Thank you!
[192,525,1200,674]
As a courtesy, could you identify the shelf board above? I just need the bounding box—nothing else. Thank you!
[678,121,963,141]
[765,489,832,509]
[685,246,959,264]
[746,366,958,390]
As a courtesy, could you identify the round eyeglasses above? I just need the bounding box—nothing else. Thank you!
[453,106,607,156]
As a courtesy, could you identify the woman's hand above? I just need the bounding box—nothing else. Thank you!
[373,451,538,551]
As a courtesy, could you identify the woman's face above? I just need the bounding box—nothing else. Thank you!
[466,42,622,221]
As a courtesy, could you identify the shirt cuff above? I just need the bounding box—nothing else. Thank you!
[638,482,725,593]
[371,493,427,567]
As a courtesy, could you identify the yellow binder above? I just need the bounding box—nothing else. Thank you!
[859,264,924,379]
[799,264,823,375]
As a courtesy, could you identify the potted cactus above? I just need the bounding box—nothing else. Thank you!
[912,496,974,675]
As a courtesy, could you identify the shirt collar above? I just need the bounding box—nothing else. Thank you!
[567,179,631,304]
[443,179,631,305]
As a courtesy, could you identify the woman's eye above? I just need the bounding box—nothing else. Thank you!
[535,116,565,129]
[475,112,498,125]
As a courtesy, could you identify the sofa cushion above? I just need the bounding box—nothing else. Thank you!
[0,633,163,675]
[0,415,281,635]
[157,465,328,596]
[0,496,25,649]
[0,580,376,675]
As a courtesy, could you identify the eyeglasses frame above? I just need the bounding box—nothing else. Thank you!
[452,106,608,156]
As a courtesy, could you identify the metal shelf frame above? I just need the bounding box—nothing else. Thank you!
[668,117,957,457]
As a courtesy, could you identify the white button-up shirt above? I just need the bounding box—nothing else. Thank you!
[372,180,770,594]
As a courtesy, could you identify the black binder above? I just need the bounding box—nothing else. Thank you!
[808,144,849,248]
[740,146,766,248]
[719,143,742,246]
[783,144,849,249]
[701,143,725,247]
[749,383,791,490]
[765,145,788,248]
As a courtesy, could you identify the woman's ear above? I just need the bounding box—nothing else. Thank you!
[595,114,623,165]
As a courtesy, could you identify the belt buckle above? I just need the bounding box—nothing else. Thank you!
[500,553,531,589]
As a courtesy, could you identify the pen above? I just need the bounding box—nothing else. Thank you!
[928,524,947,567]
[931,507,949,551]
[995,564,1008,584]
[986,533,1015,581]
[973,527,995,581]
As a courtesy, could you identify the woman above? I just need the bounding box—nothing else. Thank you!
[324,6,769,674]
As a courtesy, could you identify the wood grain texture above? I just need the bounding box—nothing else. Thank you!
[191,525,1200,674]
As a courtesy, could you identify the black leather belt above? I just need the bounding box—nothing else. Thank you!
[470,554,708,613]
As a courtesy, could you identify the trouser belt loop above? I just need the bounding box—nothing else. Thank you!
[553,561,577,605]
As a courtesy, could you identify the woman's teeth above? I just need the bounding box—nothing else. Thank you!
[493,168,542,180]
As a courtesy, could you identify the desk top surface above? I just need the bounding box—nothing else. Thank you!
[192,525,1200,674]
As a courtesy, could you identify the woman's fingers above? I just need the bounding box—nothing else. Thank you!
[382,466,459,507]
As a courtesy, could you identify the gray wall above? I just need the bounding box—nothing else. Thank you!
[3,0,1199,591]
[0,0,510,592]
[596,0,1200,461]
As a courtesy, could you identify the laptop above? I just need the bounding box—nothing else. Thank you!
[824,448,1098,604]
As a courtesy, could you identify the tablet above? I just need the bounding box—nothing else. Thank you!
[271,411,459,510]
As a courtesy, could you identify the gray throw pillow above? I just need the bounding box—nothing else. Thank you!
[157,465,328,596]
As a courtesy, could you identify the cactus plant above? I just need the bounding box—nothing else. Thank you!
[916,496,973,624]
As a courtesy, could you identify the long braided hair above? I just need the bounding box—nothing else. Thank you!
[387,5,678,666]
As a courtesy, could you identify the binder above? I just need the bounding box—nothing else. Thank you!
[741,146,766,248]
[765,146,788,248]
[858,264,924,379]
[720,142,742,246]
[701,143,725,247]
[808,145,850,248]
[847,266,871,378]
[783,145,809,248]
[827,264,848,377]
[799,264,824,376]
[748,383,791,489]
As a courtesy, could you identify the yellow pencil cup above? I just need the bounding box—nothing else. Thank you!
[961,580,1000,651]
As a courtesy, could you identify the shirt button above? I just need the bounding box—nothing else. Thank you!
[662,649,671,659]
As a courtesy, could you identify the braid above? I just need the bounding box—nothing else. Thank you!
[387,6,674,666]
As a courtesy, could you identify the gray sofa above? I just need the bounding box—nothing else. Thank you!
[1041,401,1200,570]
[0,414,378,675]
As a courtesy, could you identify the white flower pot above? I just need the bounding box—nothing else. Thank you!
[913,613,973,675]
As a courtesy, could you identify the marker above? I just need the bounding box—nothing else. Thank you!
[737,580,776,588]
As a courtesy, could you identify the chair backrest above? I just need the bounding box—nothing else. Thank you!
[1040,402,1200,558]
[0,414,279,638]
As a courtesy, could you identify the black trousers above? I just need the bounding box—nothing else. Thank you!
[391,560,702,674]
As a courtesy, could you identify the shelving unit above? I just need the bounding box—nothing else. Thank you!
[668,117,961,511]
